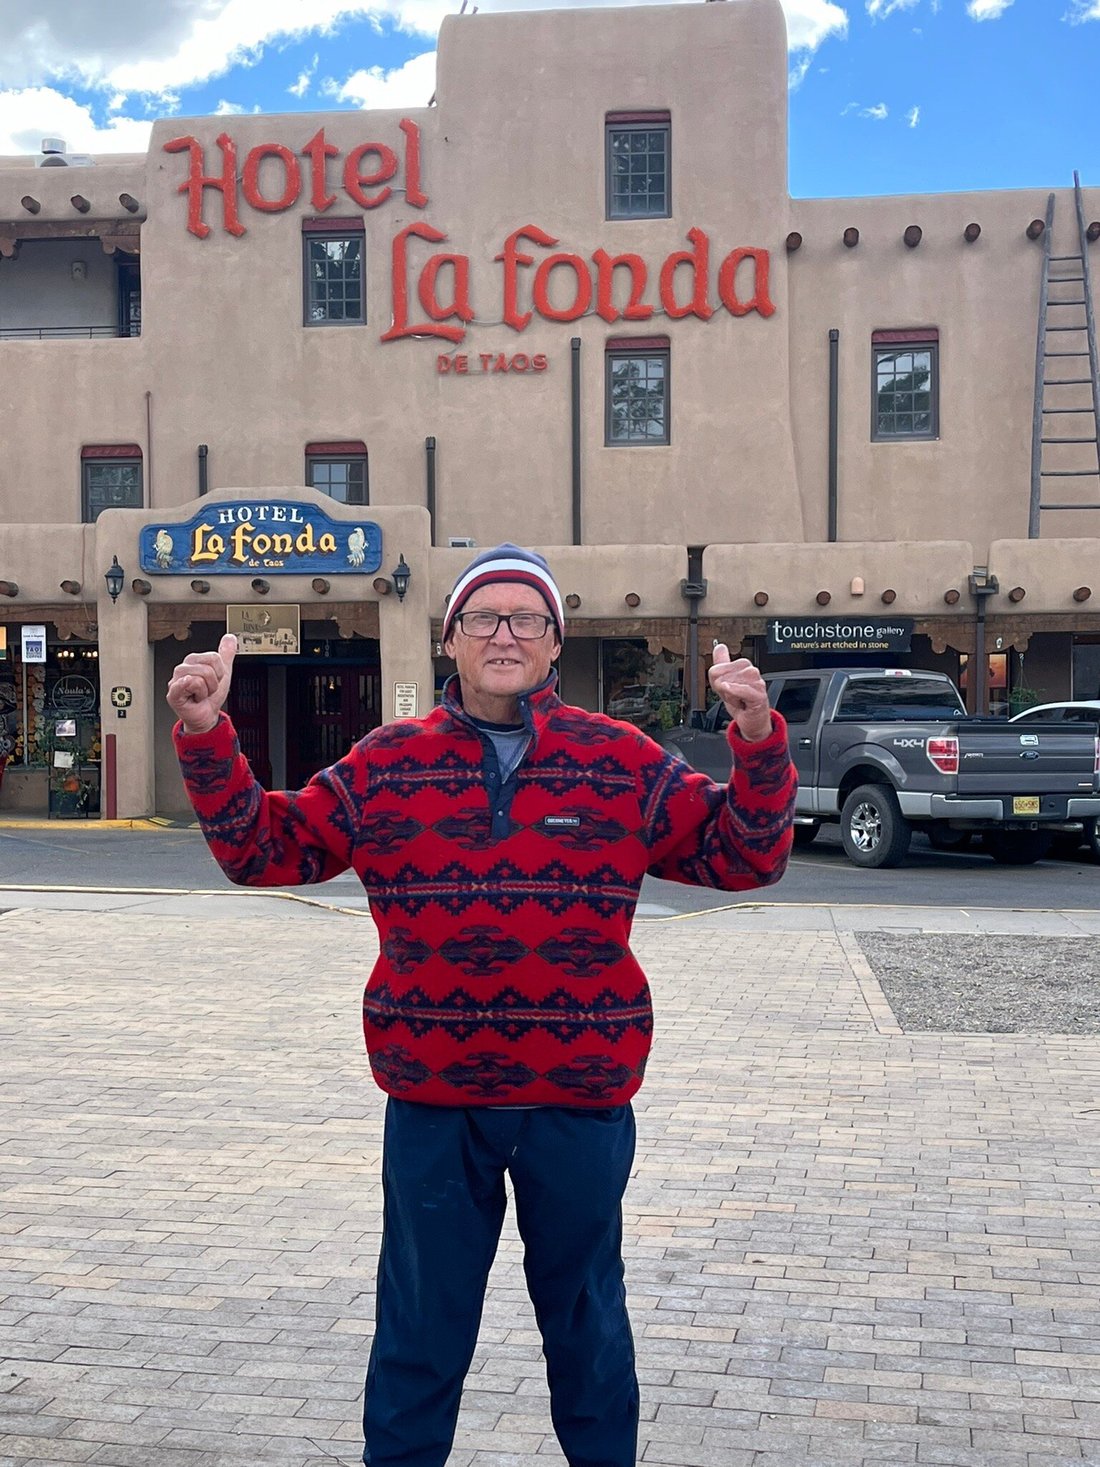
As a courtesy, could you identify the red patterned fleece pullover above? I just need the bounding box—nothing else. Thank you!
[175,675,796,1108]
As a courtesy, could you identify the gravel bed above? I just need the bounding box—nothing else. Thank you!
[856,931,1100,1035]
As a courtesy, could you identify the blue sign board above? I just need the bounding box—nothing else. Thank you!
[139,501,382,576]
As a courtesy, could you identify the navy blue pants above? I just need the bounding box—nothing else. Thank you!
[362,1099,638,1467]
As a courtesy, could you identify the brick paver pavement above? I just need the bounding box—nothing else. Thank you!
[1,907,1099,1467]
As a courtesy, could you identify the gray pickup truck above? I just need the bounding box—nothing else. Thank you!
[661,667,1100,868]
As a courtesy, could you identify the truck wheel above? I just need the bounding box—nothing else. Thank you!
[792,823,820,848]
[840,784,912,868]
[982,832,1052,865]
[927,827,971,853]
[1084,819,1100,862]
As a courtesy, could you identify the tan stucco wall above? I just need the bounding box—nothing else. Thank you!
[0,0,1095,559]
[789,188,1100,551]
[987,538,1100,614]
[702,540,975,619]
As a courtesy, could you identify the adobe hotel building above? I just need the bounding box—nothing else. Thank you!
[0,0,1098,817]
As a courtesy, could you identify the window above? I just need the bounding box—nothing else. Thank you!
[872,328,939,440]
[836,676,965,721]
[773,679,820,725]
[306,441,368,504]
[303,219,365,326]
[606,112,670,220]
[606,337,670,446]
[81,445,143,523]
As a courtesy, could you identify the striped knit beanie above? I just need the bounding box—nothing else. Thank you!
[443,543,565,641]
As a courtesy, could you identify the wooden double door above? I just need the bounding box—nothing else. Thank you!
[227,656,382,791]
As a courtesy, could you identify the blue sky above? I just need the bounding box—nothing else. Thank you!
[0,1,1096,199]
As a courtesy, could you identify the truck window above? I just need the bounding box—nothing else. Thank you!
[835,677,966,721]
[774,679,819,723]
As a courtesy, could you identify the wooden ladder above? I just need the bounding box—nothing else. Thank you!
[1028,173,1100,535]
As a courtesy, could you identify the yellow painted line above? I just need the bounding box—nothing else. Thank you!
[0,818,167,831]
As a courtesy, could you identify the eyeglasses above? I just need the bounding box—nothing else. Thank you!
[453,611,554,639]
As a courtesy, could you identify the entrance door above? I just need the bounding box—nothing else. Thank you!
[286,665,381,788]
[227,664,272,787]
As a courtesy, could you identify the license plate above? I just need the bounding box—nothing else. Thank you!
[1012,796,1040,816]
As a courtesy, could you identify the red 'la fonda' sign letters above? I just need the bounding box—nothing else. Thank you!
[164,123,775,345]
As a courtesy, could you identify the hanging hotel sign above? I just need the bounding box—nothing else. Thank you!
[766,619,914,655]
[164,124,776,347]
[226,605,301,656]
[140,502,382,575]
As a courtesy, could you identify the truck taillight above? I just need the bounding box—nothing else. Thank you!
[927,736,959,775]
[1095,736,1100,778]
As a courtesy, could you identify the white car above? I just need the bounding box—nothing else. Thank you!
[1009,702,1100,859]
[1009,700,1100,726]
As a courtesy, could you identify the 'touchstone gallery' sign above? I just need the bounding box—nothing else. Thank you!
[766,618,914,655]
[139,501,382,575]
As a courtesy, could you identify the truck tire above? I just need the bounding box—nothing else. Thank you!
[982,831,1052,866]
[792,823,820,848]
[840,784,912,868]
[927,826,972,853]
[1084,818,1100,862]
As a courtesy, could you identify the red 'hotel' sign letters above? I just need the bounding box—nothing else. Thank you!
[165,121,776,346]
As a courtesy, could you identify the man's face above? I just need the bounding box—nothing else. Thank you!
[444,581,561,711]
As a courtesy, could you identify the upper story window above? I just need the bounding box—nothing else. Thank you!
[606,111,671,220]
[306,441,368,504]
[303,219,365,326]
[606,336,670,446]
[872,328,939,441]
[81,445,143,523]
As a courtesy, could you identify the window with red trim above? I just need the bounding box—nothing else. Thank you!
[303,219,365,326]
[872,329,939,441]
[606,338,670,446]
[306,440,368,504]
[81,445,143,522]
[606,111,670,220]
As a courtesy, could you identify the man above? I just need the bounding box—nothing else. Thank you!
[167,543,796,1467]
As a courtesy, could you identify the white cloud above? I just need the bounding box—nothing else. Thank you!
[906,104,920,126]
[1065,0,1100,20]
[288,53,319,97]
[781,0,848,51]
[967,0,1013,18]
[861,102,888,119]
[841,101,859,114]
[0,86,152,155]
[0,1,849,99]
[325,49,436,109]
[788,55,813,90]
[866,0,919,19]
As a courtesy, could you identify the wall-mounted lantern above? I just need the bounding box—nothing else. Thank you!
[104,556,125,603]
[391,554,412,603]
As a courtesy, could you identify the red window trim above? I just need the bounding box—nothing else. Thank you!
[81,444,142,459]
[606,335,670,353]
[606,110,670,125]
[302,217,366,234]
[872,328,939,345]
[306,440,367,456]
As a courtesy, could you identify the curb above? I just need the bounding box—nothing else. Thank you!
[0,816,198,831]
